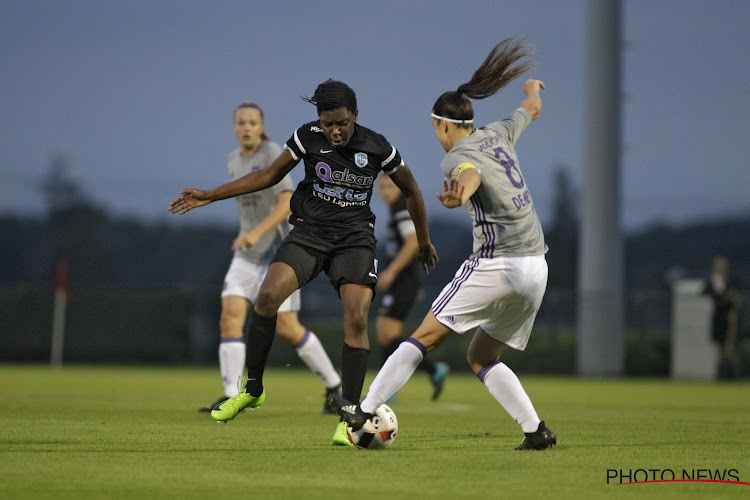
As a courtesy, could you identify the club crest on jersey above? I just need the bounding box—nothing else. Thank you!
[354,152,369,168]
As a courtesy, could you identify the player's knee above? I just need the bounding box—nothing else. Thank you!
[255,286,285,314]
[219,311,244,337]
[344,308,368,333]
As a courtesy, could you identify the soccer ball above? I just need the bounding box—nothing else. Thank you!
[347,404,398,450]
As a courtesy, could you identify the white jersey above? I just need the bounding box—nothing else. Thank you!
[227,140,294,265]
[440,108,547,259]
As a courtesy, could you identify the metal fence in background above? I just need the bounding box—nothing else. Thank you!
[0,282,686,373]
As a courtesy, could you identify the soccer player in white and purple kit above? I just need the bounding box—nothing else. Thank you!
[330,38,556,450]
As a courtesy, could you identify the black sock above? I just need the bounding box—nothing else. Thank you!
[244,309,277,397]
[341,342,370,403]
[382,338,402,366]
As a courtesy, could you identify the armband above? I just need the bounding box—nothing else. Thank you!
[451,163,477,179]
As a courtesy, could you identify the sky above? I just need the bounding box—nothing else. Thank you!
[1,0,749,238]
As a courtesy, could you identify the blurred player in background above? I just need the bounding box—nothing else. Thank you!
[330,38,556,450]
[170,81,437,446]
[375,174,449,402]
[703,255,742,379]
[199,101,341,414]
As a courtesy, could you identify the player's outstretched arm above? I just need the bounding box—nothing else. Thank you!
[169,150,298,215]
[169,188,212,214]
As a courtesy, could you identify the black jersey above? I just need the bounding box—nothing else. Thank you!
[284,121,403,234]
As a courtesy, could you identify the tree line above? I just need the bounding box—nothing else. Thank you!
[2,160,748,293]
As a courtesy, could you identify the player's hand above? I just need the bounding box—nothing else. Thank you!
[436,177,464,208]
[523,79,545,95]
[232,231,260,251]
[416,243,438,274]
[169,188,212,214]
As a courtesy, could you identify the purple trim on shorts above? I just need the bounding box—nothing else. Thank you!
[220,337,244,343]
[477,360,502,383]
[404,337,428,356]
[293,329,311,348]
[432,258,479,314]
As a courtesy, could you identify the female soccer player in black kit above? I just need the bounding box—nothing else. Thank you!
[170,80,437,445]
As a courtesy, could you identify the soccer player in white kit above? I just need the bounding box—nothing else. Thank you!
[329,38,556,450]
[200,102,341,414]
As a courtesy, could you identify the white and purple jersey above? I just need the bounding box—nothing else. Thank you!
[227,140,294,265]
[440,108,547,259]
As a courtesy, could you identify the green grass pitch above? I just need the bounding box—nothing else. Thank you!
[1,364,748,499]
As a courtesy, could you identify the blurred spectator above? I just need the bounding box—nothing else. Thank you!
[702,256,742,379]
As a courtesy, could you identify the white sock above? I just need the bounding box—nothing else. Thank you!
[480,361,540,433]
[295,330,341,390]
[361,340,424,414]
[219,339,245,398]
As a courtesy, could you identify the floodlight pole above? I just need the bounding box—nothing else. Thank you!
[577,0,624,376]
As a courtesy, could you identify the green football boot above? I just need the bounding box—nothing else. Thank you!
[210,389,265,423]
[332,420,354,447]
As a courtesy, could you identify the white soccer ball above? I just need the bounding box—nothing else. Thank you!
[347,404,398,450]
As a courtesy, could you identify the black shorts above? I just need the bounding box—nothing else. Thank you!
[272,226,378,292]
[377,269,422,321]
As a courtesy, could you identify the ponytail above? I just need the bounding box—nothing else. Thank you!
[432,37,536,126]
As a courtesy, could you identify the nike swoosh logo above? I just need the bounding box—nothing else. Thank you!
[320,149,333,153]
[369,272,377,278]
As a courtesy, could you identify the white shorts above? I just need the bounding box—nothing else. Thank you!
[431,255,547,350]
[221,257,300,314]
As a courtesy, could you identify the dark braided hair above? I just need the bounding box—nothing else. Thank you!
[432,37,536,129]
[302,79,358,115]
[234,101,269,140]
